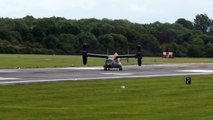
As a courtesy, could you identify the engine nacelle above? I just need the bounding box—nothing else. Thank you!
[82,43,88,65]
[82,51,87,65]
[137,53,142,66]
[136,44,142,66]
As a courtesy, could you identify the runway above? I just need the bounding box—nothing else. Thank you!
[0,63,212,84]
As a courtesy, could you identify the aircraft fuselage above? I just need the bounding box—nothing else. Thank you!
[103,56,122,71]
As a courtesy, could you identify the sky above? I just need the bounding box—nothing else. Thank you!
[0,0,213,24]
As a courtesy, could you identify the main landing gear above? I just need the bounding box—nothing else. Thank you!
[104,67,123,71]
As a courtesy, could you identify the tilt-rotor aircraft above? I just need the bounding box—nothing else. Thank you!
[82,43,142,71]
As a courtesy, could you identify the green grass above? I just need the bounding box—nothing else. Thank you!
[0,54,212,68]
[0,75,213,120]
[143,57,213,64]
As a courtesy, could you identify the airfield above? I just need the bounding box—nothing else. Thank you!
[0,63,212,84]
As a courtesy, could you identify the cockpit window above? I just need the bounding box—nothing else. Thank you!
[106,60,113,64]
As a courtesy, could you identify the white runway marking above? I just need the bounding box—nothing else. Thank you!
[148,64,188,67]
[0,77,20,80]
[179,70,213,73]
[55,67,102,70]
[0,70,19,73]
[101,73,133,76]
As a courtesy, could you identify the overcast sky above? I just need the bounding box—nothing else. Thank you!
[0,0,212,24]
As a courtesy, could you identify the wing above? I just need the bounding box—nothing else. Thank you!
[87,53,109,58]
[115,44,143,59]
[82,43,142,66]
[115,54,137,59]
[115,53,142,66]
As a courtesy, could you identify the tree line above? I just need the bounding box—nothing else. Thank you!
[0,14,212,57]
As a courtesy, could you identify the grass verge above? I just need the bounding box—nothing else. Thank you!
[0,75,213,120]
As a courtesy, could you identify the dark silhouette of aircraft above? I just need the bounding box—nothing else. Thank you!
[82,43,142,71]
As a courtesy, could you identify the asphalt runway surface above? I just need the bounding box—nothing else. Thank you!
[0,63,212,84]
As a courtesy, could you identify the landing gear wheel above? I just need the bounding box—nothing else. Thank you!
[104,68,110,71]
[119,67,123,71]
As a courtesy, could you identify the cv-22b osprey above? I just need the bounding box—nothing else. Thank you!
[82,43,142,71]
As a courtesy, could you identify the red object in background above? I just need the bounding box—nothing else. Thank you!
[162,52,173,58]
[114,52,119,56]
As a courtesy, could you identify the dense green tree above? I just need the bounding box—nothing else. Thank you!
[190,36,204,45]
[176,32,193,44]
[205,43,213,57]
[176,18,194,29]
[0,29,10,40]
[23,15,35,27]
[208,20,213,34]
[77,32,99,52]
[98,34,114,52]
[111,34,128,54]
[43,34,59,49]
[9,31,22,43]
[138,34,160,56]
[91,23,113,37]
[0,39,19,53]
[59,34,79,54]
[0,14,212,57]
[161,42,187,57]
[32,26,45,43]
[60,23,81,35]
[194,14,211,33]
[187,44,204,57]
